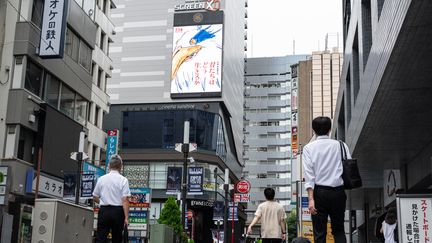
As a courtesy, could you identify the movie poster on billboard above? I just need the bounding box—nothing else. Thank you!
[188,167,203,195]
[171,23,223,97]
[166,167,182,195]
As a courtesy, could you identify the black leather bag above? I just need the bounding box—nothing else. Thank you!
[123,224,128,243]
[339,141,362,189]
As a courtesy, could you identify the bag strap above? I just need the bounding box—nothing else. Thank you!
[339,140,347,160]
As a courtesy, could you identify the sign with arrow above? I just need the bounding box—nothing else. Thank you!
[175,143,197,153]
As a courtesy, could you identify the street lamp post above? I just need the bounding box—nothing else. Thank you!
[223,168,229,243]
[181,121,190,233]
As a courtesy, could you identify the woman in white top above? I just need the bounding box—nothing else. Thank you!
[380,207,397,243]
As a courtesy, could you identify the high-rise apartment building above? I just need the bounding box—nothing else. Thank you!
[0,0,114,241]
[311,49,342,120]
[104,0,247,241]
[243,55,309,234]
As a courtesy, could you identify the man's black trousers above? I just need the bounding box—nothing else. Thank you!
[312,185,347,243]
[96,206,125,243]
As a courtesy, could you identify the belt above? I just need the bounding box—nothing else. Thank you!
[100,205,123,208]
[315,185,344,190]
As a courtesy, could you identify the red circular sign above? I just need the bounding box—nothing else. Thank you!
[236,180,251,194]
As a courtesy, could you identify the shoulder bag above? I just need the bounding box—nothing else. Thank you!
[339,141,362,189]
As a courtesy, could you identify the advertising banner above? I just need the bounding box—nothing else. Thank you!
[397,195,432,243]
[80,173,94,198]
[213,201,224,221]
[166,167,182,195]
[228,202,238,221]
[171,12,224,98]
[129,188,151,208]
[128,210,148,231]
[106,130,119,165]
[39,0,68,57]
[188,167,204,195]
[63,173,76,198]
[301,221,334,243]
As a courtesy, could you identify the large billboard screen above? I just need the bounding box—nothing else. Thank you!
[171,12,224,98]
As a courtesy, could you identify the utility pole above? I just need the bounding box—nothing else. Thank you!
[75,131,85,205]
[223,168,229,243]
[181,121,190,232]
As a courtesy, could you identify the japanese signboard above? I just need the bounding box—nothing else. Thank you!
[234,193,250,202]
[397,195,432,243]
[188,167,204,195]
[80,173,94,198]
[28,171,64,198]
[106,130,119,163]
[301,221,334,243]
[128,210,148,230]
[166,167,182,195]
[227,202,238,221]
[171,11,224,98]
[129,188,151,208]
[39,0,68,58]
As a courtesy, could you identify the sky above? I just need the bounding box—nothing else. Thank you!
[247,0,343,57]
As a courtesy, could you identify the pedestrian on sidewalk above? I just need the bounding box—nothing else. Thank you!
[247,188,286,243]
[303,116,350,243]
[93,155,131,243]
[380,207,397,243]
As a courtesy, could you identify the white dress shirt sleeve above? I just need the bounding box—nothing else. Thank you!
[93,179,101,197]
[122,178,131,198]
[302,146,315,189]
[343,142,352,159]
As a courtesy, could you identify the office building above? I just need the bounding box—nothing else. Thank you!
[0,0,115,241]
[104,0,247,241]
[242,55,309,234]
[334,0,432,241]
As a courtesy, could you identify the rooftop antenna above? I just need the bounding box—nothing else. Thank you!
[293,39,295,55]
[325,33,329,51]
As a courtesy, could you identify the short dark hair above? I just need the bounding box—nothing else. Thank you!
[312,116,332,136]
[385,207,397,225]
[264,188,275,200]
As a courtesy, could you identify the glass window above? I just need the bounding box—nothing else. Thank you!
[75,94,88,124]
[79,41,92,72]
[59,84,75,118]
[31,0,44,28]
[65,29,80,62]
[17,126,36,164]
[44,73,60,108]
[25,61,43,97]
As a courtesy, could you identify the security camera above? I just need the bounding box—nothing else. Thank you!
[188,157,195,163]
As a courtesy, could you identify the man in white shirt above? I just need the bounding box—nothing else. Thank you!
[247,188,286,243]
[302,116,350,243]
[93,155,131,243]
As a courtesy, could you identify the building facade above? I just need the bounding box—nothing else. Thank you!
[0,0,114,241]
[104,0,247,241]
[242,55,309,233]
[335,0,432,242]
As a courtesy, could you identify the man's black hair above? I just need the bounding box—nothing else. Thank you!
[264,188,275,200]
[312,116,332,136]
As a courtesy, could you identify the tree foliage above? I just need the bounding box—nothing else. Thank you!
[287,210,297,242]
[158,197,183,236]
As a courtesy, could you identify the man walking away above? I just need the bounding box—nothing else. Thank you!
[93,155,131,243]
[247,188,286,243]
[303,116,350,243]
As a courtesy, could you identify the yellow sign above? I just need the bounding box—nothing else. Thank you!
[300,221,334,243]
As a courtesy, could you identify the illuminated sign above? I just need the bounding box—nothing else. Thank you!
[174,0,221,12]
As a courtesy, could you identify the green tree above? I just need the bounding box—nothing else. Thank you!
[286,210,297,242]
[158,197,184,239]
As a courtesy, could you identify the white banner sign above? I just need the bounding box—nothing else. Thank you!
[39,0,68,57]
[397,196,432,243]
[33,174,64,198]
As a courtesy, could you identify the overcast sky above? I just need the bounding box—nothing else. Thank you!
[247,0,343,57]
